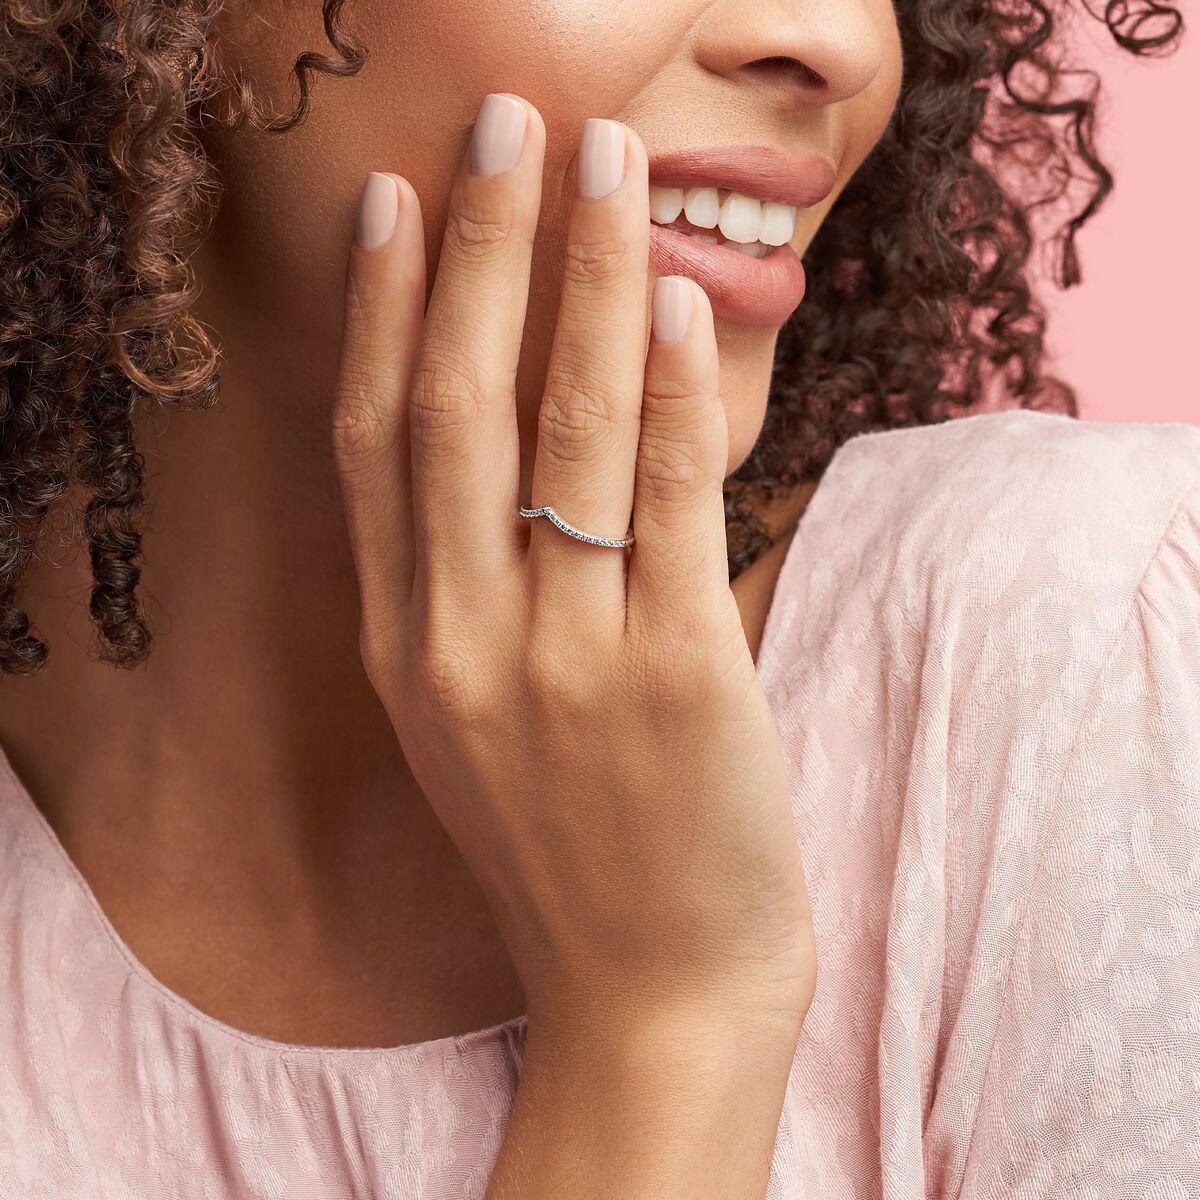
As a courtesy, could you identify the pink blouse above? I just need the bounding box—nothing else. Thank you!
[1,408,1198,1199]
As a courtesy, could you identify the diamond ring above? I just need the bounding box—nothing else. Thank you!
[518,505,635,549]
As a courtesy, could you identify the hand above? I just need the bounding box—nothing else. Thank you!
[330,93,815,1042]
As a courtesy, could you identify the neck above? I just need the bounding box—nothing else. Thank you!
[0,243,812,1043]
[0,228,412,856]
[0,217,808,893]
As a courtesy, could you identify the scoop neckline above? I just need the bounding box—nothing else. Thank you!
[0,457,830,1064]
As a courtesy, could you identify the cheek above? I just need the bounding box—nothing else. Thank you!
[367,2,682,170]
[367,2,692,417]
[251,0,686,287]
[792,10,903,257]
[214,0,897,482]
[201,4,697,490]
[859,16,904,159]
[408,2,698,463]
[838,9,903,186]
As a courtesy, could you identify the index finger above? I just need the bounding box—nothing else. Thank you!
[332,172,427,624]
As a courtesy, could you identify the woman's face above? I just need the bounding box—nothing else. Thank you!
[201,0,902,475]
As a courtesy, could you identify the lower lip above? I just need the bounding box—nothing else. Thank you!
[648,224,806,327]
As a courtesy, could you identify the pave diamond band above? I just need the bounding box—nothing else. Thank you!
[518,505,635,549]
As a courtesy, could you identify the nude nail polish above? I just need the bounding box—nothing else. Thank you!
[355,173,399,250]
[469,94,528,177]
[578,119,626,199]
[652,276,694,343]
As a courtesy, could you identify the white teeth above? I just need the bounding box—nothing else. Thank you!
[718,193,762,244]
[686,231,723,244]
[648,185,684,224]
[758,202,797,247]
[682,187,720,229]
[650,184,799,251]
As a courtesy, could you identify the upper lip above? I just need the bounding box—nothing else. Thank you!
[646,145,837,210]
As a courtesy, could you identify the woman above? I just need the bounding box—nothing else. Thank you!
[0,0,1195,1196]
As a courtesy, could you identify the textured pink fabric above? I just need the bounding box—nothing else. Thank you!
[1,408,1198,1199]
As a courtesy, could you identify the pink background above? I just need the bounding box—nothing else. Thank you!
[1038,17,1196,424]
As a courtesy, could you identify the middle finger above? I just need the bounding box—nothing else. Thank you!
[526,119,651,606]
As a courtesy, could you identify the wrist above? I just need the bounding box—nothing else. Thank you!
[526,981,807,1074]
[487,993,802,1200]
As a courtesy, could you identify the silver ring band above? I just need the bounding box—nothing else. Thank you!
[519,505,635,549]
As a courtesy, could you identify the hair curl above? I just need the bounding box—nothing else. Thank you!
[0,0,1184,674]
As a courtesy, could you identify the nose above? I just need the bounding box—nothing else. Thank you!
[694,0,885,107]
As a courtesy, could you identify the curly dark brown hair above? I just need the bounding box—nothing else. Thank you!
[0,0,1184,675]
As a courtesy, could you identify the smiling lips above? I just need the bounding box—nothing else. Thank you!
[644,145,837,326]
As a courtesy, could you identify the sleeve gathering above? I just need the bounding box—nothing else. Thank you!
[958,484,1200,1199]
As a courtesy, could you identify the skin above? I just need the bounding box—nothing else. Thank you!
[0,0,901,1085]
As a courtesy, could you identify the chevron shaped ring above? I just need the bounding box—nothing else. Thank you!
[518,505,635,549]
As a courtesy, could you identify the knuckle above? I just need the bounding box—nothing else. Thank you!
[643,372,712,413]
[521,638,594,715]
[538,374,623,459]
[343,269,384,327]
[637,435,709,504]
[625,638,700,709]
[408,349,486,443]
[562,232,632,289]
[357,620,395,685]
[442,202,515,266]
[331,381,394,472]
[411,639,488,720]
[626,613,729,706]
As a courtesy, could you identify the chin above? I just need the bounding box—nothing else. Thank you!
[724,415,767,480]
[716,323,778,479]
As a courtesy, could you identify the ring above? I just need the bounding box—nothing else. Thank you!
[518,505,635,549]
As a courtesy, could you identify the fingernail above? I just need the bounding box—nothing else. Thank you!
[652,276,694,343]
[469,94,528,177]
[578,118,626,199]
[356,172,399,249]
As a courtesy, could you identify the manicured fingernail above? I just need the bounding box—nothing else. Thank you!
[652,276,694,343]
[578,119,626,199]
[356,172,399,249]
[469,94,528,177]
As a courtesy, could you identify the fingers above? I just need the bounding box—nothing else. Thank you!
[626,277,731,617]
[332,171,427,625]
[409,93,546,591]
[526,120,650,609]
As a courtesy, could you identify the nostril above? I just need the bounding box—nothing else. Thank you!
[746,55,829,93]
